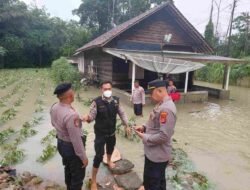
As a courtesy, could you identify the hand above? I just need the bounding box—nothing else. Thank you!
[135,130,144,139]
[134,125,144,133]
[125,126,132,137]
[81,115,89,122]
[82,158,88,168]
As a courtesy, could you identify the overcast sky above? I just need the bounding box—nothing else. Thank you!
[21,0,250,36]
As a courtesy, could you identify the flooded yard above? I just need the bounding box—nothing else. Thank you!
[1,69,250,190]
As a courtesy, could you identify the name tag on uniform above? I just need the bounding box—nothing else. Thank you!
[160,112,168,124]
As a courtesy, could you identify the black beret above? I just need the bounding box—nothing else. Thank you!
[53,83,72,96]
[148,80,166,90]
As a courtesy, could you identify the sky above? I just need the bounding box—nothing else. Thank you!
[21,0,250,36]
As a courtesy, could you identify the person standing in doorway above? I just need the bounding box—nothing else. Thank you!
[134,80,177,190]
[82,81,130,190]
[131,80,145,117]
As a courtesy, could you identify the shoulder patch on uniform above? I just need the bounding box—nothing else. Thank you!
[160,112,168,124]
[74,117,81,127]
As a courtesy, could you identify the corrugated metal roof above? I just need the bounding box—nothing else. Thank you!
[104,48,246,65]
[104,48,206,74]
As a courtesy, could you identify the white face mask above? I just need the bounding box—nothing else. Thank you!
[103,90,112,98]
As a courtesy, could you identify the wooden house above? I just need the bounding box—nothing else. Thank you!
[73,1,244,98]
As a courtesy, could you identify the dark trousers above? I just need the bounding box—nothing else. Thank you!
[143,156,168,190]
[93,134,116,168]
[57,139,86,190]
[134,103,143,116]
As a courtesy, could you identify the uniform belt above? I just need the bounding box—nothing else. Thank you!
[104,132,115,137]
[57,138,73,145]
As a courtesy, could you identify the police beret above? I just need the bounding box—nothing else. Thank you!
[148,80,166,90]
[53,83,72,95]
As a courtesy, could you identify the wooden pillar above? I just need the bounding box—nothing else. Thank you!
[225,65,231,90]
[131,62,136,93]
[184,71,189,93]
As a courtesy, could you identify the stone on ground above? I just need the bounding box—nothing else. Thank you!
[110,159,134,175]
[115,172,142,190]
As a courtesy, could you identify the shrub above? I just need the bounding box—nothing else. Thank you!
[51,57,81,90]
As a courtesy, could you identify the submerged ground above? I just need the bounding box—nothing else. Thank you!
[0,69,250,190]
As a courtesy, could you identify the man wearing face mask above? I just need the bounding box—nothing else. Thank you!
[134,80,177,190]
[50,83,88,190]
[82,81,130,190]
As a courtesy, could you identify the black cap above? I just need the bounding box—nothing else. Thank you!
[53,83,72,96]
[148,80,166,91]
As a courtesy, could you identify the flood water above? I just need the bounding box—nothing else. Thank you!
[1,69,250,190]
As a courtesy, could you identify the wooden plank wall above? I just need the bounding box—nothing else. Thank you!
[84,49,113,82]
[108,8,195,51]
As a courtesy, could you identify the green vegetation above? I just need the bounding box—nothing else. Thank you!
[167,148,214,190]
[19,122,37,139]
[0,115,44,166]
[82,98,93,107]
[51,57,81,90]
[0,128,15,144]
[41,129,56,145]
[74,0,170,36]
[195,62,250,84]
[0,46,7,56]
[32,116,44,126]
[14,97,24,107]
[0,108,17,123]
[37,144,57,163]
[199,11,250,85]
[116,116,140,142]
[0,144,25,166]
[38,129,57,163]
[0,0,90,68]
[0,69,49,166]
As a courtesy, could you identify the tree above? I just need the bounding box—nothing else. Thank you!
[204,20,215,47]
[60,21,91,57]
[0,46,7,68]
[232,12,250,56]
[0,0,90,68]
[204,0,215,47]
[73,0,169,36]
[0,46,7,56]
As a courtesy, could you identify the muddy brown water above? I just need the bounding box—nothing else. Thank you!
[1,70,250,190]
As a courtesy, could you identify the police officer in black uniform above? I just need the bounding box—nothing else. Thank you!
[82,81,129,190]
